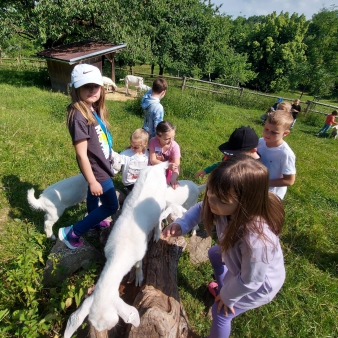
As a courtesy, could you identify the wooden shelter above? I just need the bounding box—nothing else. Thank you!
[37,41,127,94]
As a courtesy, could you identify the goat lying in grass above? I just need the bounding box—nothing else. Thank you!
[27,152,121,239]
[64,161,168,337]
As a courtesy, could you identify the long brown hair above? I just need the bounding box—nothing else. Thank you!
[66,86,110,128]
[202,155,284,254]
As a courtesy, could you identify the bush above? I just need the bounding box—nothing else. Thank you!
[302,112,325,127]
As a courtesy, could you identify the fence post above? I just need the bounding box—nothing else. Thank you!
[239,87,244,97]
[305,100,312,113]
[181,76,186,91]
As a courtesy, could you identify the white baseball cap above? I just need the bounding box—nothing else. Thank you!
[70,64,103,88]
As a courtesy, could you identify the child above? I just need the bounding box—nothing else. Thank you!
[260,97,283,123]
[163,155,286,338]
[118,128,150,191]
[148,120,180,189]
[290,98,301,129]
[142,77,168,138]
[316,110,338,136]
[59,64,119,249]
[195,126,260,178]
[258,110,296,200]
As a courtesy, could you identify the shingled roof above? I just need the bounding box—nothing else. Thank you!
[37,41,127,64]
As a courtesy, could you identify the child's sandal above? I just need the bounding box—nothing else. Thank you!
[208,281,218,298]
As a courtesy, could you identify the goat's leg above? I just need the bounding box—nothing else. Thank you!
[135,260,143,286]
[115,297,140,327]
[64,295,93,338]
[44,211,61,240]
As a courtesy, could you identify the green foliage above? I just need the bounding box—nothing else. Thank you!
[302,112,325,127]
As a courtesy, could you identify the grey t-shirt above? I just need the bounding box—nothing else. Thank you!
[68,110,113,182]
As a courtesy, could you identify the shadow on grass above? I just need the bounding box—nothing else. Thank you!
[0,68,51,89]
[2,174,86,238]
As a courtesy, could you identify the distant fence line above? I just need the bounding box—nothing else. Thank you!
[133,72,338,115]
[0,57,46,66]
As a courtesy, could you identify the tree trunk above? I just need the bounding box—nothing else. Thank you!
[89,235,199,338]
[159,66,164,75]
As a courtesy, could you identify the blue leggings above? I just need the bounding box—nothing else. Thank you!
[317,123,331,135]
[207,245,249,338]
[73,178,118,236]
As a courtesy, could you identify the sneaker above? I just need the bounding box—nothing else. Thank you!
[93,220,111,229]
[58,225,83,249]
[208,281,218,298]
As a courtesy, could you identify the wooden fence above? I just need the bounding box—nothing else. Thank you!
[0,57,46,66]
[132,72,338,116]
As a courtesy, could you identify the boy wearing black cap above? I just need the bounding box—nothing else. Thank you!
[195,126,260,178]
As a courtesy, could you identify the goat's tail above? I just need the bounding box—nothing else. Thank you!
[27,188,43,211]
[198,184,206,193]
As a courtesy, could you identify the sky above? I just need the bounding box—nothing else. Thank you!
[210,0,337,19]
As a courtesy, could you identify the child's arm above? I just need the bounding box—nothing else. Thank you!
[74,140,103,195]
[169,159,180,189]
[149,149,164,165]
[269,173,296,187]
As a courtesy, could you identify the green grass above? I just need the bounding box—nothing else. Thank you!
[0,64,337,337]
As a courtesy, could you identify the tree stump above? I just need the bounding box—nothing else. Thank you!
[89,235,199,338]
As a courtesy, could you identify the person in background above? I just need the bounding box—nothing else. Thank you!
[290,99,301,129]
[142,77,168,138]
[195,126,260,178]
[316,110,338,136]
[258,110,296,200]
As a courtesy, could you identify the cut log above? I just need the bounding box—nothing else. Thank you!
[89,235,199,338]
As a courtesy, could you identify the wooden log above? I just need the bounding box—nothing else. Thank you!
[88,234,198,338]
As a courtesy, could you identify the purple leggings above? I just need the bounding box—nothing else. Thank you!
[207,245,249,338]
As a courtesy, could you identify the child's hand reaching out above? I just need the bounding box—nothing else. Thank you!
[162,223,182,238]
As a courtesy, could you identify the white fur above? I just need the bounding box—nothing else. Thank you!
[136,84,151,92]
[64,161,168,336]
[121,75,144,95]
[102,76,117,92]
[330,125,338,139]
[165,180,205,235]
[27,174,87,240]
[28,152,122,239]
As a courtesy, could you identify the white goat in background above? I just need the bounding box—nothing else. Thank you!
[102,76,117,92]
[121,75,144,96]
[64,161,168,338]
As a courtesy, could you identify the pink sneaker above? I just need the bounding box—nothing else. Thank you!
[94,220,111,229]
[208,281,218,298]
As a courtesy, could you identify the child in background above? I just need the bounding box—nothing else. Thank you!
[258,110,296,200]
[316,110,338,136]
[118,128,150,191]
[195,126,260,178]
[290,98,301,129]
[59,64,119,250]
[142,77,168,138]
[149,120,180,189]
[163,155,286,338]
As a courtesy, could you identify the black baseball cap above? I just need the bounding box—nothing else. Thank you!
[218,126,259,155]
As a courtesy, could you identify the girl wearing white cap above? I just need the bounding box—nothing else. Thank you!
[59,64,118,249]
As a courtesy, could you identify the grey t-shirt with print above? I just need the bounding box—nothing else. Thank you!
[68,110,113,182]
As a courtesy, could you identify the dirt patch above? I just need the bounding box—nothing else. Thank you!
[105,87,138,102]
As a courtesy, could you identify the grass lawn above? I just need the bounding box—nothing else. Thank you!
[0,65,337,337]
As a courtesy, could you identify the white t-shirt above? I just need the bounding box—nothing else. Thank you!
[119,148,150,186]
[257,138,296,200]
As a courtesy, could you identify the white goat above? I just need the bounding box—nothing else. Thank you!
[330,125,338,139]
[136,83,151,92]
[27,152,122,239]
[102,76,117,92]
[64,161,168,338]
[121,75,144,96]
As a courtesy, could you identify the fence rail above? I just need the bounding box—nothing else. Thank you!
[132,72,338,116]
